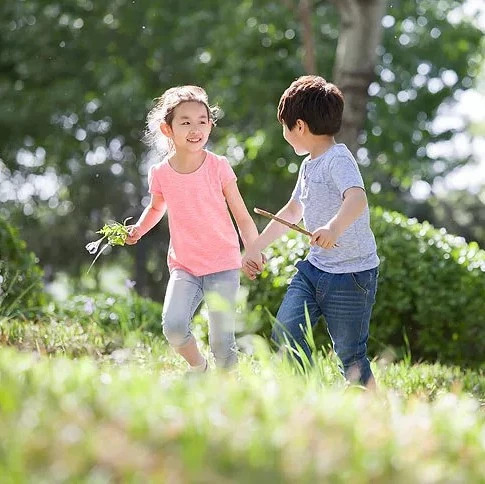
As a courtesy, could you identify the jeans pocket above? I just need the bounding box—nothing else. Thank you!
[350,271,372,294]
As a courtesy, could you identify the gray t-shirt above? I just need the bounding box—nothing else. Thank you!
[291,143,379,273]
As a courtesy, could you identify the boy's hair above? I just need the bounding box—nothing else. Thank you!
[277,75,344,135]
[144,85,219,152]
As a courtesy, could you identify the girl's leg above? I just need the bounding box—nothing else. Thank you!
[162,269,205,367]
[203,269,240,369]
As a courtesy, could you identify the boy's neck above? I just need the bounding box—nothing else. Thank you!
[307,135,336,160]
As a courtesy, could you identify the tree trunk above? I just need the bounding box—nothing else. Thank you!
[299,0,317,74]
[331,0,387,155]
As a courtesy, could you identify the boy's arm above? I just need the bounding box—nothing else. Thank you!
[125,193,166,245]
[310,187,367,249]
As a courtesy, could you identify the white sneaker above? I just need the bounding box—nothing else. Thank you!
[188,358,208,374]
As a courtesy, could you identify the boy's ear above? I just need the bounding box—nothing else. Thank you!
[296,119,306,132]
[160,122,172,137]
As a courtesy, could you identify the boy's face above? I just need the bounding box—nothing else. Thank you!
[282,122,309,156]
[161,101,212,152]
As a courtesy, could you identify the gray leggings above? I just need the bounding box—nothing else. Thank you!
[162,268,240,368]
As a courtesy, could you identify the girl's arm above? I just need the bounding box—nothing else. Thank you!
[223,180,264,278]
[223,180,259,249]
[125,193,166,245]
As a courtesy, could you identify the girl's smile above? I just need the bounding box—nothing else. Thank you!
[162,101,212,151]
[187,135,203,143]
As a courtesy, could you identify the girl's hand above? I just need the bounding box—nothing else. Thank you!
[242,250,266,280]
[125,225,141,245]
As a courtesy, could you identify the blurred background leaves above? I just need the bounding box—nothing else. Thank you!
[1,0,484,301]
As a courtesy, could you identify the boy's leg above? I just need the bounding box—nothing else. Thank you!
[162,269,205,367]
[273,265,322,365]
[319,268,378,387]
[203,269,240,369]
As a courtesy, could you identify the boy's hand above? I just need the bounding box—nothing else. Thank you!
[125,225,141,245]
[242,250,266,280]
[310,225,338,249]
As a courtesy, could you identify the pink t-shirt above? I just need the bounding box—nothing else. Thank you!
[148,150,242,276]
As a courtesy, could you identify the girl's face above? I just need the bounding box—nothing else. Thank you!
[161,101,212,152]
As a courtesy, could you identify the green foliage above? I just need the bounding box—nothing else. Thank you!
[1,0,483,298]
[0,315,167,360]
[0,217,45,316]
[376,360,485,400]
[95,218,132,247]
[416,187,485,248]
[0,291,164,357]
[0,288,164,357]
[1,305,484,480]
[0,346,484,482]
[242,208,485,368]
[0,316,110,358]
[52,291,163,335]
[366,0,485,190]
[85,217,132,273]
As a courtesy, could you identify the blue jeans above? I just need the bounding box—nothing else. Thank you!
[162,268,240,368]
[272,260,378,385]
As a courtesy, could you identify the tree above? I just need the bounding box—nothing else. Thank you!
[1,0,483,299]
[331,0,387,155]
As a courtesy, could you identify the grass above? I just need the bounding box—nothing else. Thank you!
[0,313,484,482]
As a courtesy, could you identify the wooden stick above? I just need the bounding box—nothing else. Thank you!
[254,208,312,236]
[254,207,339,247]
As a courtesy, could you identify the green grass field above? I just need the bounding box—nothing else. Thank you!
[1,316,484,483]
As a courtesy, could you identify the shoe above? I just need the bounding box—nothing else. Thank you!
[187,358,208,374]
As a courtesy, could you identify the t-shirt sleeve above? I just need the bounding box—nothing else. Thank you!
[291,161,305,201]
[148,165,163,195]
[329,157,365,198]
[219,156,237,188]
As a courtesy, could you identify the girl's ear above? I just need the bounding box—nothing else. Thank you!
[160,122,172,137]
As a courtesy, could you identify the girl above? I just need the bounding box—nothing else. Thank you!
[126,85,263,372]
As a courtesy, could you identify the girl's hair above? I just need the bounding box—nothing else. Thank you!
[144,85,219,153]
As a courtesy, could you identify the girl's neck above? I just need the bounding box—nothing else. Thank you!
[169,149,207,174]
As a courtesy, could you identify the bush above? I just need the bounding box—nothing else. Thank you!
[52,292,164,335]
[0,217,45,316]
[242,207,485,368]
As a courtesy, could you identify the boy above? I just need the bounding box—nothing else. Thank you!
[243,75,379,388]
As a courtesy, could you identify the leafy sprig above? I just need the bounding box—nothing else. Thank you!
[85,218,132,273]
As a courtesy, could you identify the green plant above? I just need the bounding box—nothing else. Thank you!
[0,217,45,317]
[242,207,485,368]
[52,291,163,335]
[85,218,132,273]
[0,346,484,482]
